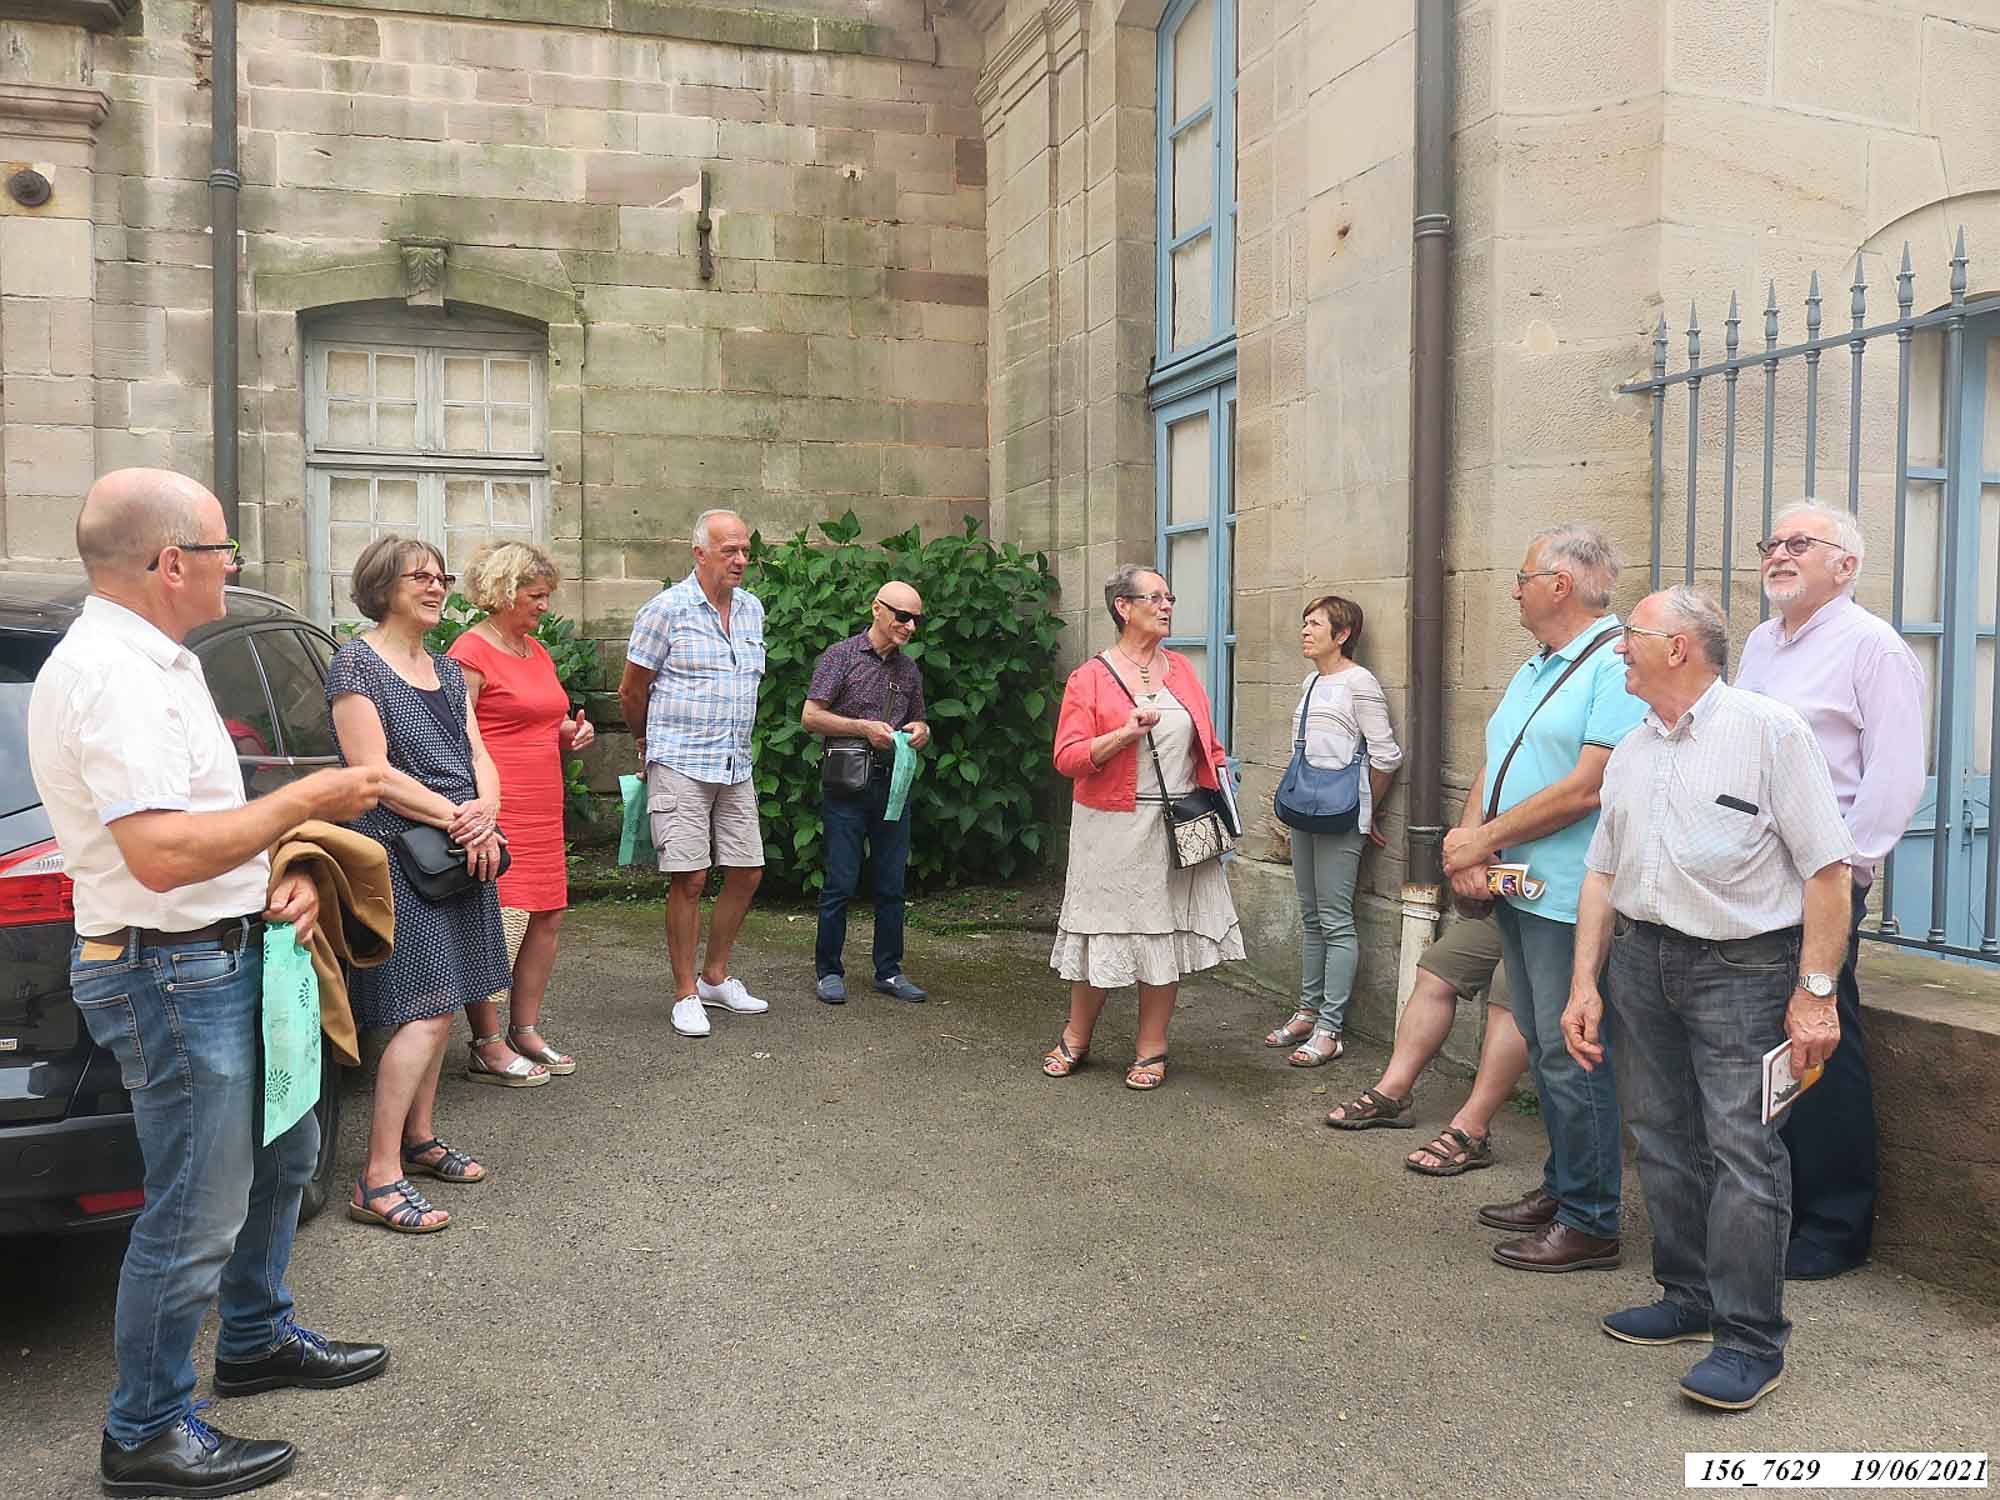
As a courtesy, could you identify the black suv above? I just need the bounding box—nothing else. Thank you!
[1,578,348,1234]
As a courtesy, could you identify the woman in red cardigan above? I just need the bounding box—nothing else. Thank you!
[1042,564,1245,1090]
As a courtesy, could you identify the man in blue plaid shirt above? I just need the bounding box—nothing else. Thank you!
[619,509,772,1038]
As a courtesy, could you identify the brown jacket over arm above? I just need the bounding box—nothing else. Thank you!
[267,820,396,1066]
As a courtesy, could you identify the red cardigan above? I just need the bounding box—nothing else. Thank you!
[1053,650,1228,810]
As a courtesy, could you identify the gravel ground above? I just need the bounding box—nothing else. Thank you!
[7,899,1996,1499]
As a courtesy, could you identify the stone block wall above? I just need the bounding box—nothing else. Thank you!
[0,0,987,647]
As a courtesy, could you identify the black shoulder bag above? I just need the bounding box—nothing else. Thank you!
[1096,655,1233,870]
[1454,628,1617,918]
[391,668,510,902]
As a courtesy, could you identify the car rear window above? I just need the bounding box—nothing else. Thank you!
[0,633,55,818]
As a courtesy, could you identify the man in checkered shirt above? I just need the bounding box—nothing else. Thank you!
[1562,585,1854,1414]
[619,509,772,1040]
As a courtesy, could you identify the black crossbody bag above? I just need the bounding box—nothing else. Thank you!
[391,674,509,902]
[1096,655,1233,870]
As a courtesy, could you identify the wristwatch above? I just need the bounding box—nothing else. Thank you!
[1798,971,1836,999]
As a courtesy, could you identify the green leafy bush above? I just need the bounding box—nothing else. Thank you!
[745,513,1061,892]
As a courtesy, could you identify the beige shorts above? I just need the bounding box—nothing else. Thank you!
[1415,914,1511,1008]
[646,762,766,873]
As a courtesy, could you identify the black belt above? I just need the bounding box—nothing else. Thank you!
[1618,915,1800,950]
[118,917,263,952]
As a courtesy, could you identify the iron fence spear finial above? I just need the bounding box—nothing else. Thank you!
[1851,254,1867,329]
[1764,281,1779,350]
[1725,290,1740,358]
[1952,226,1968,306]
[1897,242,1914,318]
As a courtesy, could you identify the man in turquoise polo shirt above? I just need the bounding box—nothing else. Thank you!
[1443,524,1646,1272]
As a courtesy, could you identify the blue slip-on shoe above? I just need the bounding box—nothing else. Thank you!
[1602,1299,1715,1346]
[1785,1238,1864,1281]
[874,974,929,1003]
[1680,1348,1784,1410]
[815,974,847,1005]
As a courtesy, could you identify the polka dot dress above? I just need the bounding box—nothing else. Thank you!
[326,639,510,1027]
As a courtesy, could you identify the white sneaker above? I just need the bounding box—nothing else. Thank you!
[670,995,711,1037]
[696,975,768,1015]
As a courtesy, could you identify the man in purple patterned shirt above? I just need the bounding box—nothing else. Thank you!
[1734,499,1926,1282]
[803,581,932,1005]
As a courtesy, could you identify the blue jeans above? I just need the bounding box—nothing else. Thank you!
[1292,827,1364,1035]
[1779,882,1874,1263]
[815,774,912,983]
[1606,915,1798,1362]
[1495,902,1622,1239]
[70,921,318,1447]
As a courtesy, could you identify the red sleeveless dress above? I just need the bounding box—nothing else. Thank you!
[447,630,570,912]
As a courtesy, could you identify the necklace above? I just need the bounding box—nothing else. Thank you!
[484,622,532,658]
[1115,646,1159,691]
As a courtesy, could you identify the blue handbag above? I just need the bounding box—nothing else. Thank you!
[1273,676,1365,834]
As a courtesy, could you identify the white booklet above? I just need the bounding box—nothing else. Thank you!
[1215,765,1244,838]
[1760,1038,1824,1124]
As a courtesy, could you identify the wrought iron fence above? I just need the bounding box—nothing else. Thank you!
[1617,228,2000,962]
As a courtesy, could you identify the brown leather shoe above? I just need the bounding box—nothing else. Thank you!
[1476,1186,1559,1232]
[1492,1220,1622,1273]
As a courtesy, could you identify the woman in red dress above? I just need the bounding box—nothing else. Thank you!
[449,542,594,1081]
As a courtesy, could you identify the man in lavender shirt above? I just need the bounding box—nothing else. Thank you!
[1734,499,1925,1281]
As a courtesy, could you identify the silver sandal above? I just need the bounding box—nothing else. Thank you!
[508,1024,575,1076]
[466,1030,549,1087]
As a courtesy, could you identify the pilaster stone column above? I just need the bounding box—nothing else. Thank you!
[0,79,110,568]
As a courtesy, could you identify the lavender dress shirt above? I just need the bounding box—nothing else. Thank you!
[1734,593,1927,886]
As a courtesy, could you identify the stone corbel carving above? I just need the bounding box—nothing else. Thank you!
[399,241,449,307]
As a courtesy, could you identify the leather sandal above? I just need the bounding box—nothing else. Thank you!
[348,1176,448,1234]
[1125,1054,1168,1091]
[401,1137,486,1184]
[1405,1125,1494,1177]
[1264,1010,1317,1048]
[1325,1086,1415,1130]
[508,1024,575,1076]
[467,1030,549,1087]
[1288,1032,1344,1067]
[1042,1035,1089,1078]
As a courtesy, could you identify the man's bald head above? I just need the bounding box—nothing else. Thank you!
[75,469,217,581]
[876,580,922,614]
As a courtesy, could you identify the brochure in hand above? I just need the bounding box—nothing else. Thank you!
[1760,1038,1825,1124]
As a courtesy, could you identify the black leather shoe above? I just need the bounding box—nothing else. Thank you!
[1785,1238,1865,1281]
[214,1321,389,1397]
[100,1407,295,1498]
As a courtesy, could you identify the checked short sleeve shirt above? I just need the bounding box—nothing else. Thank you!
[807,631,925,732]
[626,572,766,785]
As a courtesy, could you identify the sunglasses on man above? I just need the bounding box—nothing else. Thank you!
[877,601,923,627]
[147,539,241,571]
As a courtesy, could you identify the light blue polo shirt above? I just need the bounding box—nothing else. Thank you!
[1483,614,1646,924]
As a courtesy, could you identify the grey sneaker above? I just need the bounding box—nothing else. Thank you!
[815,974,847,1005]
[874,974,929,1003]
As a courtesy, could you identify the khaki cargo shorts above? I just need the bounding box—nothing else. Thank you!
[646,762,766,874]
[1415,913,1511,1008]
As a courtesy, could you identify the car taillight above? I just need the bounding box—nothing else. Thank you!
[0,837,74,927]
[76,1188,146,1216]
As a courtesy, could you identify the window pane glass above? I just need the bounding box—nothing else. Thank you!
[1168,531,1212,634]
[328,524,371,571]
[1173,113,1214,237]
[1167,410,1211,525]
[375,353,417,400]
[1176,643,1208,695]
[329,475,370,521]
[327,401,369,445]
[372,477,417,525]
[446,478,488,527]
[376,403,418,449]
[445,407,488,452]
[254,631,338,759]
[197,634,277,777]
[490,407,532,453]
[326,350,369,397]
[1172,232,1213,350]
[492,480,534,529]
[1173,0,1215,120]
[1904,478,1942,620]
[444,357,485,402]
[490,359,531,404]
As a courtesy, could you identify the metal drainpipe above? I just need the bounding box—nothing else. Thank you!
[210,0,241,536]
[1397,0,1454,1021]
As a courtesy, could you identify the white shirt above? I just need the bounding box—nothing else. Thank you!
[1584,679,1856,940]
[27,596,269,937]
[1289,664,1404,836]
